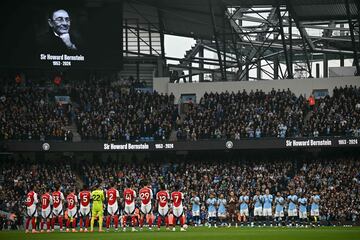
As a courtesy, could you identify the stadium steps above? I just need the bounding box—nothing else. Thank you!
[65,123,82,142]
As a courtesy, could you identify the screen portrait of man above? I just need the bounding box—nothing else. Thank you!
[48,9,77,50]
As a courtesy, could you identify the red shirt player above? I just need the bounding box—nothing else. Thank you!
[40,188,53,232]
[106,182,120,231]
[51,184,65,231]
[123,182,137,232]
[66,190,78,232]
[25,185,38,233]
[171,184,186,231]
[139,180,153,229]
[156,183,170,230]
[78,185,91,232]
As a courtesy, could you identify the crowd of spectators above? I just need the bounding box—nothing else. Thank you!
[0,152,359,228]
[304,86,360,137]
[75,86,177,141]
[176,89,308,140]
[1,78,360,142]
[0,85,72,141]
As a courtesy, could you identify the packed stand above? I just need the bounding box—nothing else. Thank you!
[0,85,72,141]
[176,89,308,140]
[305,85,360,137]
[75,86,177,141]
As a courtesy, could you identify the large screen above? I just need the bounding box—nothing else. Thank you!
[0,0,123,69]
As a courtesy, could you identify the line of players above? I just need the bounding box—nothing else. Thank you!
[191,189,321,228]
[24,181,187,233]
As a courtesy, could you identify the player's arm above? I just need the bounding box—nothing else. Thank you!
[34,193,39,205]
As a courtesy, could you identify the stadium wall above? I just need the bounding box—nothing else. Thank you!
[154,76,360,103]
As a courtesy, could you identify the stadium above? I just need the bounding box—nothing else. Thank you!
[0,0,360,239]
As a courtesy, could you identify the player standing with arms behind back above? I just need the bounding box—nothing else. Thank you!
[25,185,38,233]
[51,184,65,231]
[156,183,170,231]
[123,182,137,232]
[106,182,120,232]
[66,188,78,232]
[190,191,201,226]
[90,183,105,232]
[40,188,52,232]
[171,184,186,231]
[78,185,91,232]
[139,180,154,230]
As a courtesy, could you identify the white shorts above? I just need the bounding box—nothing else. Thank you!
[41,208,52,219]
[52,206,63,217]
[262,208,272,217]
[124,202,135,215]
[158,205,169,217]
[26,206,38,217]
[107,204,119,216]
[79,207,91,217]
[140,203,152,215]
[274,211,284,217]
[254,207,263,216]
[311,209,319,217]
[240,209,249,216]
[299,211,307,219]
[173,206,184,218]
[192,210,200,217]
[208,211,216,218]
[218,212,226,218]
[288,209,298,217]
[68,208,77,218]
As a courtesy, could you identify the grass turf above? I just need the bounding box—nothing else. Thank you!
[1,227,359,240]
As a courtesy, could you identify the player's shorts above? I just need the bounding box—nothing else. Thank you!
[92,206,103,218]
[240,208,249,217]
[274,210,284,217]
[254,207,263,216]
[124,202,135,215]
[41,208,52,219]
[79,207,91,217]
[299,210,307,219]
[140,203,152,215]
[26,206,38,218]
[107,204,119,216]
[310,209,319,217]
[262,208,272,217]
[218,211,226,218]
[288,209,298,217]
[68,208,77,218]
[173,206,184,218]
[158,205,169,217]
[52,206,63,217]
[208,211,216,218]
[192,210,200,217]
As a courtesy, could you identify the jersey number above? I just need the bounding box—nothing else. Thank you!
[54,196,60,204]
[159,196,167,203]
[93,194,100,201]
[109,193,114,201]
[125,194,132,201]
[140,192,150,200]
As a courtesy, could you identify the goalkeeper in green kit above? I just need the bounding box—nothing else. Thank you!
[90,183,105,232]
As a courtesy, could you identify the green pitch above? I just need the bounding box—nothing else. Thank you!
[0,227,359,240]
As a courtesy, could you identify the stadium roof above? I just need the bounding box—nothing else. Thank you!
[123,0,359,39]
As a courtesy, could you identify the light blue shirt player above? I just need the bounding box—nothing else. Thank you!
[275,195,285,217]
[311,194,320,217]
[239,194,249,214]
[287,192,298,217]
[262,190,273,216]
[253,192,263,216]
[298,197,308,219]
[217,197,227,217]
[191,195,200,216]
[206,196,217,218]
